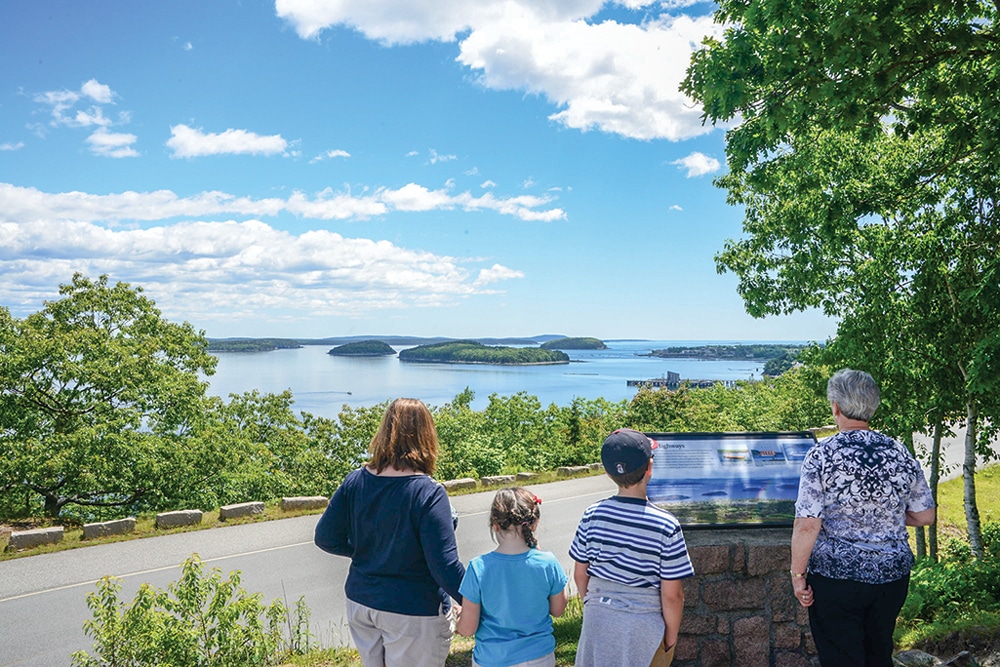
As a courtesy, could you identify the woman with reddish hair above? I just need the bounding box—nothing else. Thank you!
[315,398,465,667]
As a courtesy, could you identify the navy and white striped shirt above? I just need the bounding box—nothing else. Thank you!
[570,495,694,587]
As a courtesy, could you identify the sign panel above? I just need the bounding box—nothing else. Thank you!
[645,431,817,526]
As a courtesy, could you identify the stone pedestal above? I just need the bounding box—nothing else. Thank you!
[675,527,817,667]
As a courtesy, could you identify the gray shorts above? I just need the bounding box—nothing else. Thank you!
[473,653,556,667]
[346,599,452,667]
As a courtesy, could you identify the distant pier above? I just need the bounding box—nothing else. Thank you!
[627,374,742,389]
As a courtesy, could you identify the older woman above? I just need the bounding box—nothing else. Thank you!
[790,369,935,667]
[315,398,465,667]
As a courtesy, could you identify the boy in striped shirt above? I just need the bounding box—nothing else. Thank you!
[570,429,694,667]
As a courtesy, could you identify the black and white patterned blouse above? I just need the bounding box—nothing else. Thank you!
[795,429,935,584]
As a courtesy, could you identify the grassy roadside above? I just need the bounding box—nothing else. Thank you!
[0,468,603,561]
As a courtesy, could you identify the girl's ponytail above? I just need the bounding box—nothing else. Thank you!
[490,487,542,548]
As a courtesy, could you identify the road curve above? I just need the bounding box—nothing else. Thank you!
[0,474,618,667]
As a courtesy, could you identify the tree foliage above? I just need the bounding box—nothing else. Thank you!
[0,275,837,524]
[683,0,1000,556]
[0,275,217,518]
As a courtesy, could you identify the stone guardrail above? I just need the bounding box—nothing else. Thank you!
[281,496,329,511]
[155,509,203,529]
[8,526,64,551]
[480,474,515,487]
[3,464,609,552]
[83,517,136,540]
[442,478,478,491]
[219,501,265,520]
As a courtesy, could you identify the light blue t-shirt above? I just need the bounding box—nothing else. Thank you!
[459,549,568,667]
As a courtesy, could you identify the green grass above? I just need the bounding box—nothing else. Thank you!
[934,464,1000,539]
[0,501,327,561]
[277,598,585,667]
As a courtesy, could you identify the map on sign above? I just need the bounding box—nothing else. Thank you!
[645,431,818,526]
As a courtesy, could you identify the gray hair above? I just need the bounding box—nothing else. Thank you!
[826,368,880,422]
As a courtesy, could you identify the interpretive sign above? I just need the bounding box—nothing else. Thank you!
[645,431,817,526]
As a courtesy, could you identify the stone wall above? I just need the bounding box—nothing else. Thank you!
[676,527,817,667]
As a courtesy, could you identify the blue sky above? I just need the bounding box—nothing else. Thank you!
[0,0,835,342]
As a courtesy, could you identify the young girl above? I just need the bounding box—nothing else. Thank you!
[456,487,569,667]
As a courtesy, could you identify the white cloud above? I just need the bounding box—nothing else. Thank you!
[405,150,419,157]
[0,217,521,320]
[0,184,532,322]
[474,263,525,285]
[670,204,683,211]
[81,79,114,104]
[310,148,352,163]
[429,149,457,164]
[0,181,564,225]
[523,178,536,189]
[481,180,496,189]
[379,183,455,212]
[671,151,721,177]
[184,41,194,51]
[166,124,289,158]
[86,128,139,158]
[276,1,724,141]
[35,79,119,128]
[0,142,24,151]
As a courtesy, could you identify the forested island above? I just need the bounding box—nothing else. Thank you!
[645,344,805,360]
[208,338,303,352]
[398,340,570,365]
[328,340,396,357]
[644,344,807,377]
[541,336,607,350]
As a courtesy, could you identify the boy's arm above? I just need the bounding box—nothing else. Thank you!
[454,599,480,637]
[573,561,591,600]
[660,578,685,648]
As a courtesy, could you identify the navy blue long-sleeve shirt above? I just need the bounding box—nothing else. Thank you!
[314,467,465,616]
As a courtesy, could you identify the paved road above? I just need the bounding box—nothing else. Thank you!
[0,474,618,667]
[912,425,998,481]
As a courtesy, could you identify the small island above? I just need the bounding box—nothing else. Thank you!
[398,340,570,365]
[208,338,303,352]
[644,344,805,361]
[540,336,607,350]
[328,340,396,357]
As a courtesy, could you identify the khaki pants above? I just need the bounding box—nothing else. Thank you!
[346,599,452,667]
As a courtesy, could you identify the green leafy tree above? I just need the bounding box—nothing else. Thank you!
[0,274,217,519]
[685,2,1000,554]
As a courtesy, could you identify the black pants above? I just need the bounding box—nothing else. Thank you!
[807,573,910,667]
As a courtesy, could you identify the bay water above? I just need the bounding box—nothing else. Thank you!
[204,340,778,416]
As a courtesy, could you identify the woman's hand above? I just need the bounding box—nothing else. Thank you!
[793,577,814,607]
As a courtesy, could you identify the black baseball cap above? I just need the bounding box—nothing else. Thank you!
[601,428,658,476]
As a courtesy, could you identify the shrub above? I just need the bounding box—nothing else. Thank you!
[71,555,311,667]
